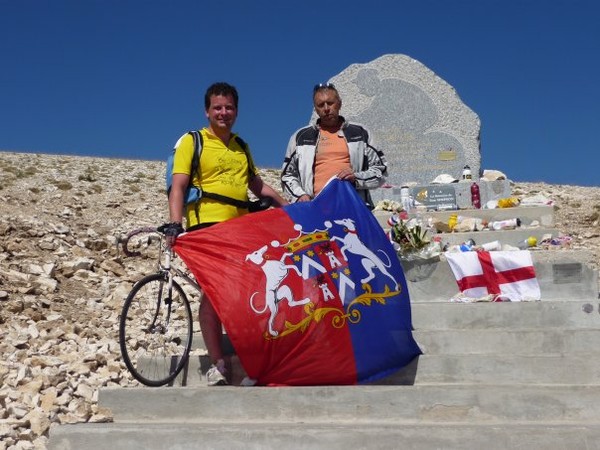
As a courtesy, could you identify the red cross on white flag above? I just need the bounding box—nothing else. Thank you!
[445,250,541,301]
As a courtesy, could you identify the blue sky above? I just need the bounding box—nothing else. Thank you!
[1,0,598,187]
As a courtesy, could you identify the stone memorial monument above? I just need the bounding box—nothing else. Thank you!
[313,54,490,206]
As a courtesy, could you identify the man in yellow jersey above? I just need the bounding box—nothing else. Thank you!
[166,82,287,385]
[281,83,388,209]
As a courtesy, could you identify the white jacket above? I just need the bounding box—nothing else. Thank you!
[281,117,388,209]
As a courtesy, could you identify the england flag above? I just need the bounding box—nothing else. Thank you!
[445,250,541,302]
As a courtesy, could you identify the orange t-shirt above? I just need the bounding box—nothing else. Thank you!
[313,130,351,195]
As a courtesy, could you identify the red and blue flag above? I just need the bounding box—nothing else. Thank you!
[174,179,421,385]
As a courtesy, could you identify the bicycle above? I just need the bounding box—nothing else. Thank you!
[119,224,199,387]
[119,198,273,387]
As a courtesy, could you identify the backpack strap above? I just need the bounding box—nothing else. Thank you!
[185,131,202,222]
[189,130,202,180]
[202,191,251,209]
[234,135,256,177]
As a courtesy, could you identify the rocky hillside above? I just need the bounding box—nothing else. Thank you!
[0,151,598,449]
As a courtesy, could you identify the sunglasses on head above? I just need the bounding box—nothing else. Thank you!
[313,82,335,92]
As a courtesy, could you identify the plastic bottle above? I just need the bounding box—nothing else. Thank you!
[518,236,538,249]
[470,182,481,209]
[400,186,412,212]
[462,165,472,181]
[489,218,521,230]
[480,240,501,251]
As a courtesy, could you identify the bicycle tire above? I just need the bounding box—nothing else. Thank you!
[119,273,193,386]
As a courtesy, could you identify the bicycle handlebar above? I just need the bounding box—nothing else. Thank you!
[121,226,161,257]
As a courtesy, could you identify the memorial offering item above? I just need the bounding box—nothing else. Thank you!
[400,186,412,212]
[518,236,538,249]
[470,183,481,209]
[462,165,472,181]
[489,218,521,230]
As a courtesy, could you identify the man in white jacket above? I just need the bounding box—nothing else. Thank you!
[281,83,388,209]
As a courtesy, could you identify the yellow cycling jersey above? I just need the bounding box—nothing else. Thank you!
[172,128,257,227]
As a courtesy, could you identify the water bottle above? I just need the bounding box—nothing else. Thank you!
[462,165,472,181]
[470,182,481,209]
[518,236,538,249]
[489,218,521,230]
[400,186,412,212]
[480,240,501,251]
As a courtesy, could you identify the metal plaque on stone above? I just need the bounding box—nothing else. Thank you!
[411,185,457,211]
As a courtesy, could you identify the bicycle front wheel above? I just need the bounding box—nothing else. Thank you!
[119,273,193,386]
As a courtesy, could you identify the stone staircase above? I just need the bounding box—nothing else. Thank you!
[48,204,600,450]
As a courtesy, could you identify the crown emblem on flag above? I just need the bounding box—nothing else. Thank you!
[286,231,331,252]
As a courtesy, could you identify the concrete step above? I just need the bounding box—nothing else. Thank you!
[386,354,600,385]
[47,422,600,450]
[402,249,598,302]
[96,384,600,424]
[411,300,600,329]
[50,381,600,448]
[414,205,555,226]
[435,227,557,249]
[193,324,600,357]
[373,205,556,229]
[414,328,600,355]
[146,350,600,387]
[373,207,559,251]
